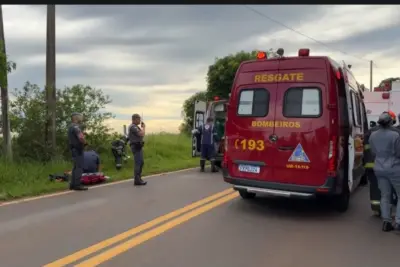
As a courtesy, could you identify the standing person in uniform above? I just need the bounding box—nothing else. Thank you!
[68,112,88,191]
[364,115,380,214]
[128,114,147,186]
[192,117,218,172]
[369,112,400,232]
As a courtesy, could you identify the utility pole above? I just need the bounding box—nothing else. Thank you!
[369,60,373,91]
[45,5,56,156]
[0,5,12,160]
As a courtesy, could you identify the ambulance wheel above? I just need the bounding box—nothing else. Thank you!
[333,184,350,213]
[238,190,256,199]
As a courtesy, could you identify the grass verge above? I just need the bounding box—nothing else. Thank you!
[0,134,198,201]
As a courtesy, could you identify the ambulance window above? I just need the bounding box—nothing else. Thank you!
[283,87,321,117]
[237,89,269,117]
[350,92,362,126]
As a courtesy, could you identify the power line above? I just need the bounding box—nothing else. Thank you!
[243,5,371,63]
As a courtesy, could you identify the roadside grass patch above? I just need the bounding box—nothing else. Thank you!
[0,134,198,201]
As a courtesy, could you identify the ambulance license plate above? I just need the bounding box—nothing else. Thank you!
[238,164,260,174]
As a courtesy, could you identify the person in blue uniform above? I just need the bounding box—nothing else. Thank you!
[67,112,88,191]
[83,148,100,173]
[369,112,400,232]
[128,114,147,186]
[192,117,218,172]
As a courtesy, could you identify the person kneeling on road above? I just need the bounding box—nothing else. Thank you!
[192,117,218,173]
[369,112,400,232]
[83,147,100,173]
[128,114,147,186]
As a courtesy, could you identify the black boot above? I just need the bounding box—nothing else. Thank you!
[134,176,147,186]
[200,160,205,172]
[210,160,218,173]
[382,221,394,232]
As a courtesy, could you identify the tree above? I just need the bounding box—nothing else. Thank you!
[10,82,115,161]
[206,50,257,98]
[179,91,207,135]
[180,50,258,134]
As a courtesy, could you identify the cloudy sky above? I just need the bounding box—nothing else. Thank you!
[3,5,400,133]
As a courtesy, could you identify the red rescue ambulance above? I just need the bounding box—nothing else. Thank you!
[222,48,368,212]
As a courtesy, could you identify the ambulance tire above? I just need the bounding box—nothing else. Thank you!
[238,190,256,200]
[333,182,350,213]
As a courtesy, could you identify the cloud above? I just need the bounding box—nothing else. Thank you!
[3,5,400,133]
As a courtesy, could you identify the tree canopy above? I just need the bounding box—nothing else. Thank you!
[9,82,117,161]
[180,50,257,134]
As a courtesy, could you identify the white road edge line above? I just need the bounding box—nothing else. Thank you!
[0,167,198,207]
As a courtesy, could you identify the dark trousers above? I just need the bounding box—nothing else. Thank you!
[131,147,144,181]
[200,144,215,161]
[367,168,398,212]
[71,149,84,187]
[112,148,123,167]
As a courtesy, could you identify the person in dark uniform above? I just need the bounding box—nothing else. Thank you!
[365,112,399,217]
[67,112,88,191]
[192,117,218,172]
[128,114,147,186]
[369,112,400,232]
[111,135,129,170]
[83,147,100,173]
[364,117,380,215]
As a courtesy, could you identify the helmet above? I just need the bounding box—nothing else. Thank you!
[388,110,396,120]
[388,110,397,124]
[378,112,392,126]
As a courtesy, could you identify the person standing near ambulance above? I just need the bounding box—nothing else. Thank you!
[369,112,400,232]
[192,117,218,172]
[128,114,147,186]
[363,114,380,213]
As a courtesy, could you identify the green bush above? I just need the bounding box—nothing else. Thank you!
[0,133,198,201]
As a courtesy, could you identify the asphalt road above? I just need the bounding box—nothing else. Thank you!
[0,168,398,267]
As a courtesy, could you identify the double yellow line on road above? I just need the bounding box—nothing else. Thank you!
[44,188,238,267]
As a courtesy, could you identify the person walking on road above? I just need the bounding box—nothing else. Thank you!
[128,114,147,186]
[369,112,400,232]
[67,112,88,191]
[192,117,218,173]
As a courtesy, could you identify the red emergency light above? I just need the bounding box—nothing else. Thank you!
[298,49,310,57]
[214,96,220,101]
[382,92,390,99]
[335,70,341,80]
[256,51,267,59]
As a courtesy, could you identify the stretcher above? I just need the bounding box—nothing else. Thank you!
[367,169,398,217]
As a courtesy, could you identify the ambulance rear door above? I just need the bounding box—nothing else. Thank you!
[192,100,206,157]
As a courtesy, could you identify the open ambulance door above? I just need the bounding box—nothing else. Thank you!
[192,100,207,157]
[341,63,356,192]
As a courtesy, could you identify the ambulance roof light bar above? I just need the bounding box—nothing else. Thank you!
[256,51,267,60]
[298,49,310,57]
